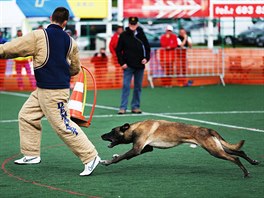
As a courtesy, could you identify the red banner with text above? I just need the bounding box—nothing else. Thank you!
[123,0,210,18]
[214,4,264,17]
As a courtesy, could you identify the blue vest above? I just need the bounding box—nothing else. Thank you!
[34,24,71,89]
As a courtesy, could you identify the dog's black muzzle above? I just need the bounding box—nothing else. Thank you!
[101,133,118,148]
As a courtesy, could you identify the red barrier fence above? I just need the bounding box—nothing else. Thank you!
[0,48,263,91]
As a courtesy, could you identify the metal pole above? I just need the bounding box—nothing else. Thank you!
[106,0,112,53]
[117,0,124,22]
[208,0,214,49]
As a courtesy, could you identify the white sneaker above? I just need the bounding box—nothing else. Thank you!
[14,156,41,165]
[80,156,101,176]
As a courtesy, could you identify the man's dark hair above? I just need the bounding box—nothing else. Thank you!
[51,7,69,24]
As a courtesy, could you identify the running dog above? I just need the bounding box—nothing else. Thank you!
[101,119,259,177]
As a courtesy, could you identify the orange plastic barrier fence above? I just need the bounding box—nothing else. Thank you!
[0,48,263,91]
[224,49,264,85]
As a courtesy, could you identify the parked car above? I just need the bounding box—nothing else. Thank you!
[256,35,264,47]
[145,32,161,48]
[191,17,253,45]
[237,21,264,45]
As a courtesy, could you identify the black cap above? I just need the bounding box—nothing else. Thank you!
[128,17,138,25]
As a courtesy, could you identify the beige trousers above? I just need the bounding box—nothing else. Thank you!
[18,88,98,164]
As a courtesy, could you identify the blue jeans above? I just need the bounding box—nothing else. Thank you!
[120,67,144,110]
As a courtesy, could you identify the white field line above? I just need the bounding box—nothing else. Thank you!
[1,91,264,133]
[0,91,30,98]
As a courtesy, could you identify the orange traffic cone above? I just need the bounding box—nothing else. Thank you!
[68,69,89,127]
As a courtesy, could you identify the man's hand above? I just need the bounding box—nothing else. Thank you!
[141,58,147,64]
[121,64,128,70]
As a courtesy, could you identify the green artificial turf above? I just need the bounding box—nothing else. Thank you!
[0,85,263,198]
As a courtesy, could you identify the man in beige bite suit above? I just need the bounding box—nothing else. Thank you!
[0,7,100,176]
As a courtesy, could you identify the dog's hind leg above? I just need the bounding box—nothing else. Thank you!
[223,148,260,165]
[202,137,250,177]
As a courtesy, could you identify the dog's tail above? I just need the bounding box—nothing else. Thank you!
[221,139,245,151]
[210,129,245,150]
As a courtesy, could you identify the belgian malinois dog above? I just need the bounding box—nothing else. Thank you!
[101,120,259,177]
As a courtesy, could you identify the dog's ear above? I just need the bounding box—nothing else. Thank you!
[120,123,130,132]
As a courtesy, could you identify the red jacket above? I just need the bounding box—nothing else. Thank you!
[160,33,178,49]
[109,33,120,56]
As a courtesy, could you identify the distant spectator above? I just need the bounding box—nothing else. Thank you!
[37,25,44,29]
[109,24,124,85]
[177,28,192,48]
[91,48,108,88]
[89,25,96,50]
[0,31,8,44]
[0,32,8,90]
[65,29,77,40]
[16,29,23,37]
[109,24,124,57]
[65,29,72,36]
[13,30,35,90]
[160,25,178,86]
[176,28,193,87]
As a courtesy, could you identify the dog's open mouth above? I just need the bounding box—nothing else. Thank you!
[108,142,116,148]
[102,136,118,148]
[107,140,119,148]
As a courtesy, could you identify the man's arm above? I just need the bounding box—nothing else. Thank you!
[187,37,192,48]
[115,34,125,66]
[0,32,35,59]
[68,38,81,76]
[180,35,187,48]
[141,31,151,62]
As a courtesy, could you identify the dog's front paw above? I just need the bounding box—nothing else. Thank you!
[100,159,112,166]
[112,154,119,159]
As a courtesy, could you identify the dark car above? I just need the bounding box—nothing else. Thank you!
[237,22,264,45]
[145,32,161,48]
[256,35,264,47]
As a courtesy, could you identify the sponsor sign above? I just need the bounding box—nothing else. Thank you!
[16,0,108,18]
[214,3,264,17]
[123,0,210,18]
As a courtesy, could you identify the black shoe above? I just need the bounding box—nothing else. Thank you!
[132,109,142,114]
[118,109,126,114]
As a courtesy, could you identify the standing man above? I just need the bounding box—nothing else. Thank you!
[177,28,193,86]
[109,24,124,57]
[109,24,123,86]
[177,28,192,48]
[160,25,178,86]
[116,17,150,114]
[0,7,100,176]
